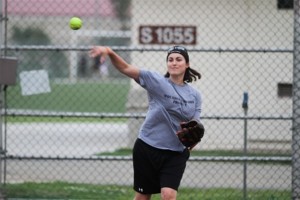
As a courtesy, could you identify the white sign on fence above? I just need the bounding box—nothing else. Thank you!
[20,70,51,96]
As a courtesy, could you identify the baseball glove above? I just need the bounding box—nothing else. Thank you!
[177,120,205,150]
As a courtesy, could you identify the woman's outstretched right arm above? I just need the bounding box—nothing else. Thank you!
[89,46,140,80]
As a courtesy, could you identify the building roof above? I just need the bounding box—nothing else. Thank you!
[7,0,116,17]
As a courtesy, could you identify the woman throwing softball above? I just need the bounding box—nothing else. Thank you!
[89,45,203,200]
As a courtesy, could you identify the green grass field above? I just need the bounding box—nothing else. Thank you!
[7,80,130,113]
[5,182,290,200]
[98,148,291,158]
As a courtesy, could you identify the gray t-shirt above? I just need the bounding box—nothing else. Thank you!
[137,69,202,152]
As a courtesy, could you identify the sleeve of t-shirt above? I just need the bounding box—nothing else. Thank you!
[136,69,163,91]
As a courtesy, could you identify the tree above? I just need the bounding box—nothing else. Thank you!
[10,26,68,78]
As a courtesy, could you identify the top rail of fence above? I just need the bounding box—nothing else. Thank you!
[0,45,294,53]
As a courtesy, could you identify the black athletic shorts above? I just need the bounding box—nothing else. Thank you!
[133,138,190,194]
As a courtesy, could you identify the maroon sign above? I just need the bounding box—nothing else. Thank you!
[139,25,197,45]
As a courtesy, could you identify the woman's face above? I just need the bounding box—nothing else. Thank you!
[167,53,189,76]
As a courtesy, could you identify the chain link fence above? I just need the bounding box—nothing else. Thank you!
[0,0,298,199]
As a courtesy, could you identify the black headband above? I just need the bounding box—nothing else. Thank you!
[166,46,189,63]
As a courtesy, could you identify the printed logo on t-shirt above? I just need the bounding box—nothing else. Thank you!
[164,94,194,106]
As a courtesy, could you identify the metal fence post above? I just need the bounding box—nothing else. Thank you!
[292,0,300,199]
[0,0,4,198]
[242,92,248,200]
[0,91,3,199]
